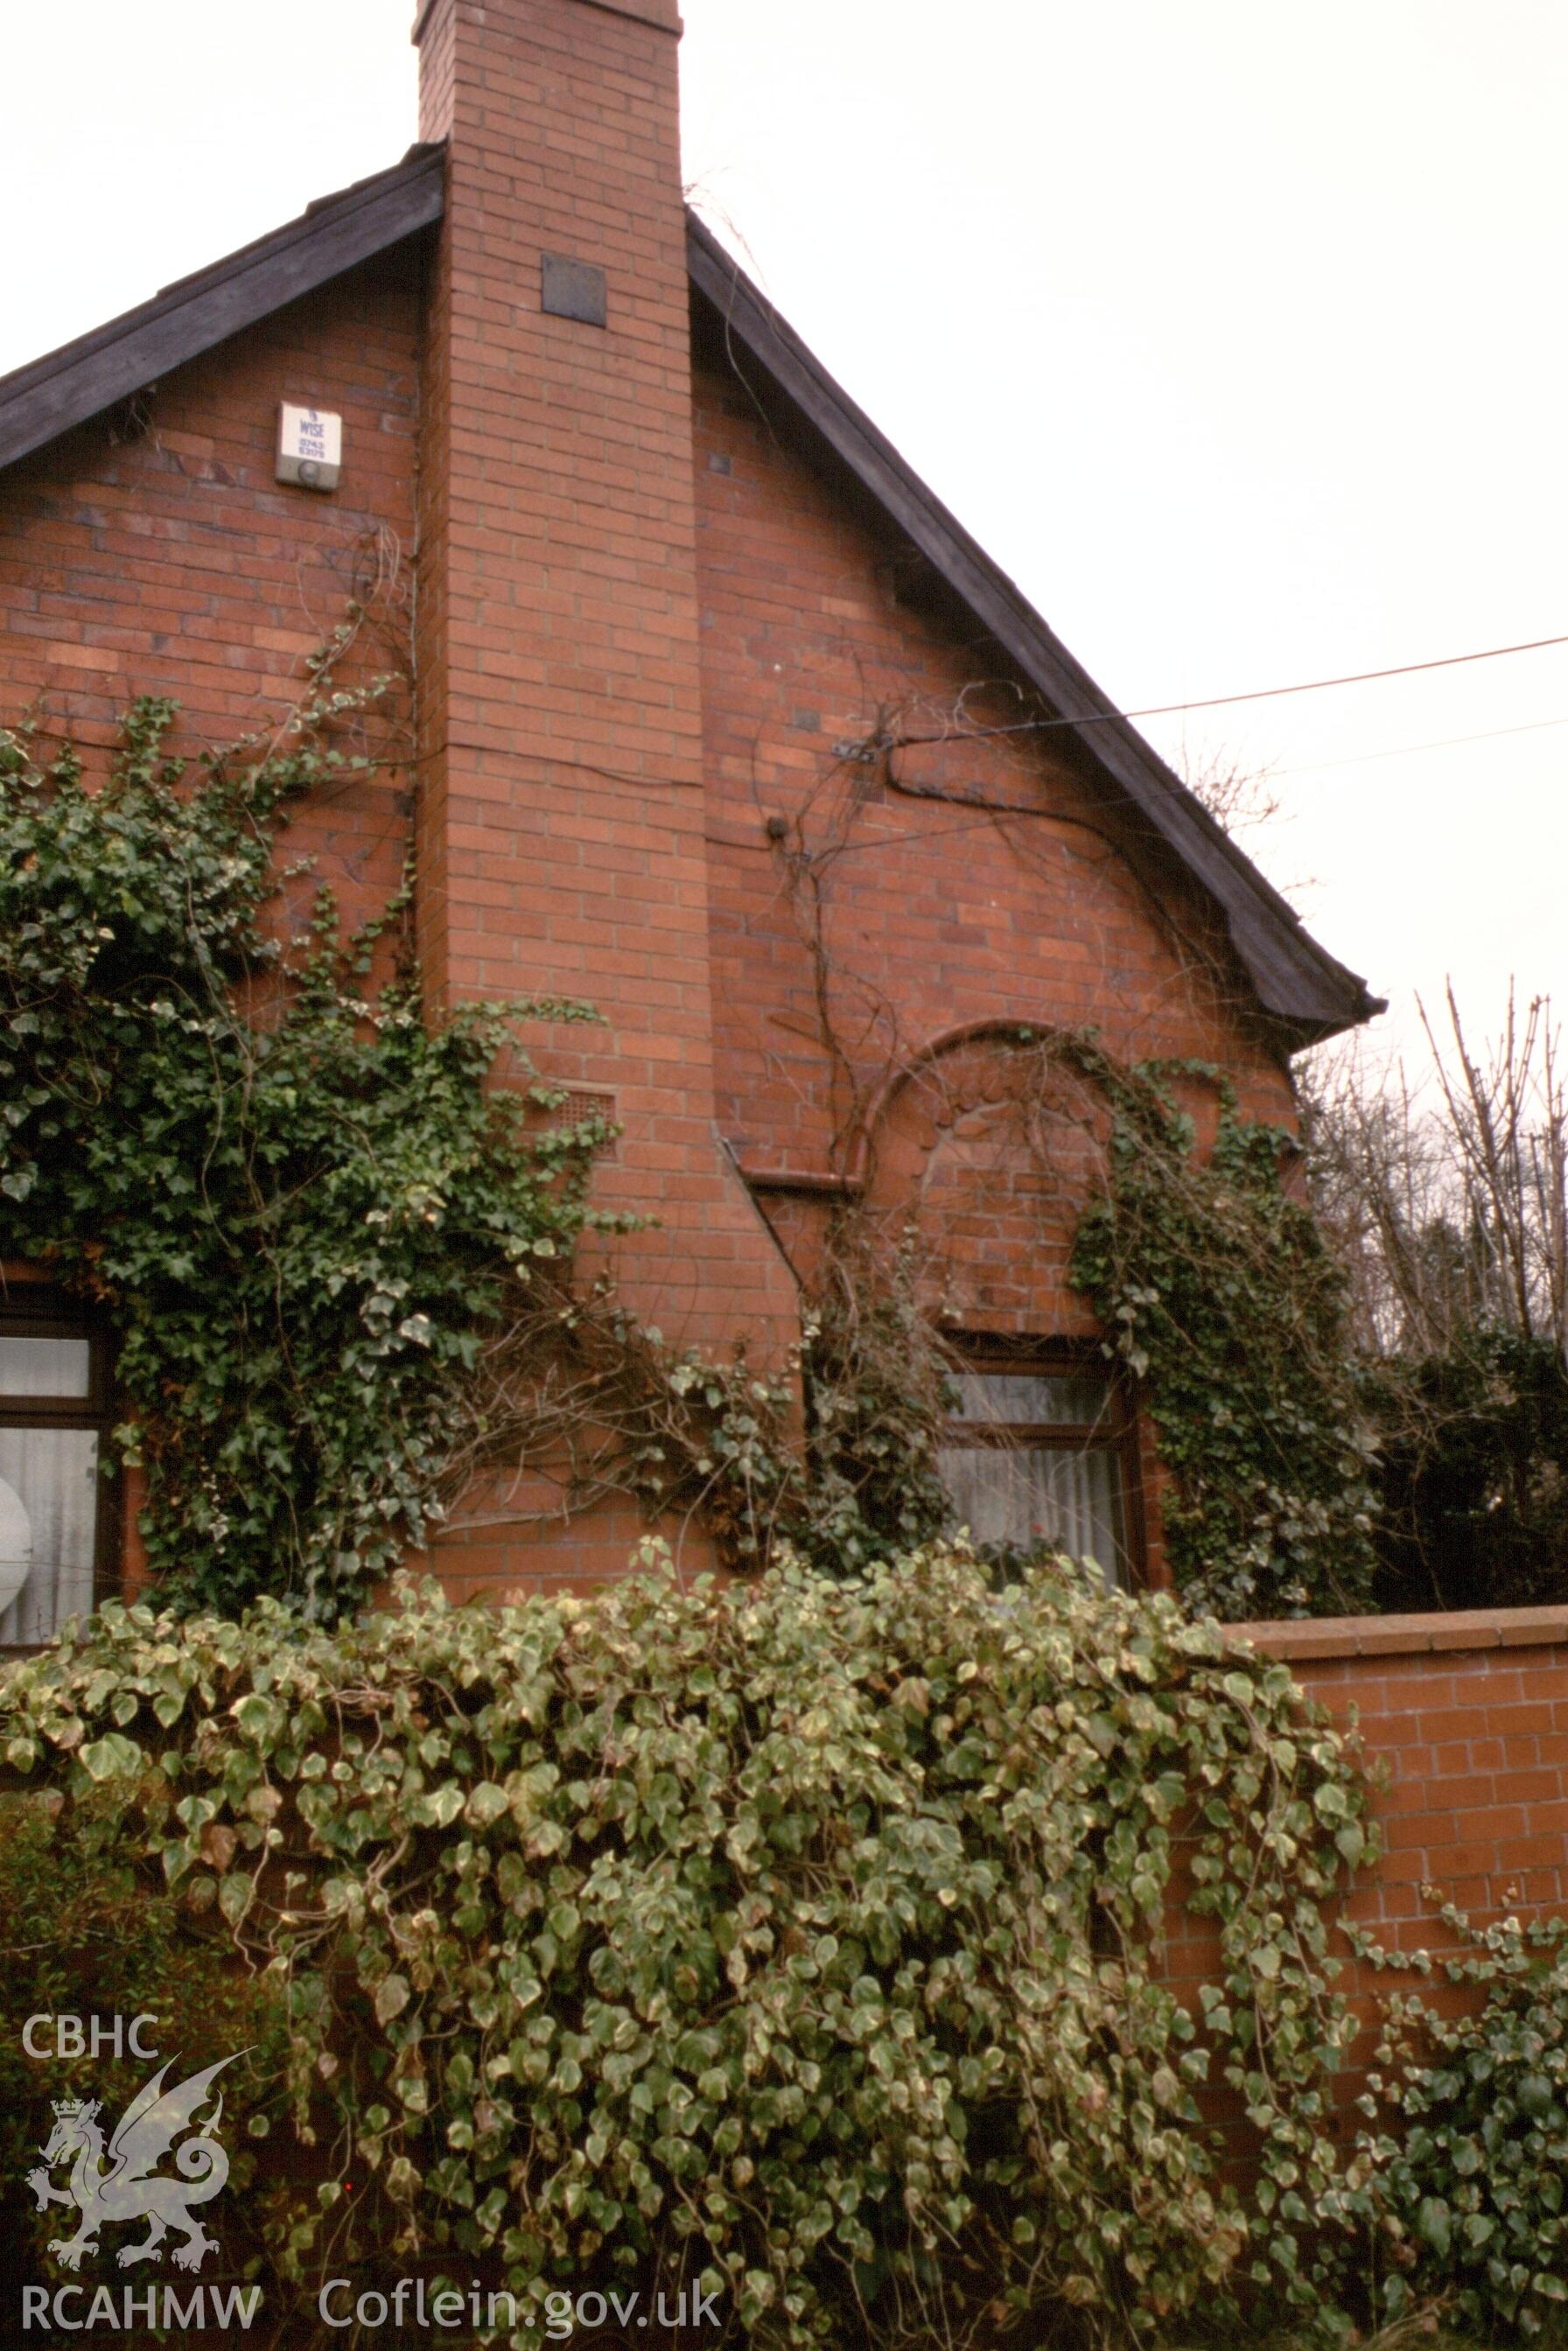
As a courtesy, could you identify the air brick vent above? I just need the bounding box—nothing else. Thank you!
[555,1088,619,1158]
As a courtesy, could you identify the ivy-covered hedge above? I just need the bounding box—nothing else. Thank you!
[0,1551,1376,2348]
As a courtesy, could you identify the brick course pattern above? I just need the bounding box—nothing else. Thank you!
[0,255,421,945]
[410,0,802,1591]
[1253,1610,1568,1931]
[690,330,1297,1371]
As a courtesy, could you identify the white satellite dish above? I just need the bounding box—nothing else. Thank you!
[0,1475,32,1616]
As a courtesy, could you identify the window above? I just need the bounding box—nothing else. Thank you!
[0,1304,111,1648]
[936,1347,1138,1587]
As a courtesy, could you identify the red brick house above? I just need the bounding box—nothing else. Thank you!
[0,0,1378,1638]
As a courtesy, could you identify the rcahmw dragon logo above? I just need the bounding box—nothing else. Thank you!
[25,2053,242,2273]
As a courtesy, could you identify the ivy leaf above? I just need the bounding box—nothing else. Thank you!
[1416,2195,1452,2259]
[375,1974,411,2026]
[79,1732,145,1782]
[466,1781,511,1830]
[411,1785,465,1829]
[218,1871,253,1926]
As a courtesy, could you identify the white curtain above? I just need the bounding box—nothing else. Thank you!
[936,1441,1127,1587]
[0,1429,99,1644]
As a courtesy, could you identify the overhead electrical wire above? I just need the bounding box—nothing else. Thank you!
[883,627,1568,749]
[1101,627,1568,727]
[1271,710,1568,779]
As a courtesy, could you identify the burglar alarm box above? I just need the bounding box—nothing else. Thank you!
[276,402,342,492]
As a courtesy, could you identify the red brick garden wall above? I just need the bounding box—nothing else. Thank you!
[1256,1607,1568,1938]
[1166,1609,1568,2138]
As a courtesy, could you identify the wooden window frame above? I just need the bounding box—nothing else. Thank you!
[941,1333,1148,1585]
[0,1291,118,1650]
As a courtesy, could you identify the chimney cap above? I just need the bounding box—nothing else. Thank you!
[414,0,682,39]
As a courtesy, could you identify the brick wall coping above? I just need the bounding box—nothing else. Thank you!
[1227,1604,1568,1662]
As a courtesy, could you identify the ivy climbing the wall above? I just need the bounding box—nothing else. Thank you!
[0,686,608,1618]
[0,661,1387,1628]
[1068,1055,1380,1620]
[794,1228,955,1574]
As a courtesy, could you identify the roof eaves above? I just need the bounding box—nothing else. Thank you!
[685,212,1382,1046]
[0,144,444,477]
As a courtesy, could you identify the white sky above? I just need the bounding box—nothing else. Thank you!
[4,0,1564,1074]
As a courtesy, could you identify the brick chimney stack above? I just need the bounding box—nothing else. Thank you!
[410,0,797,1394]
